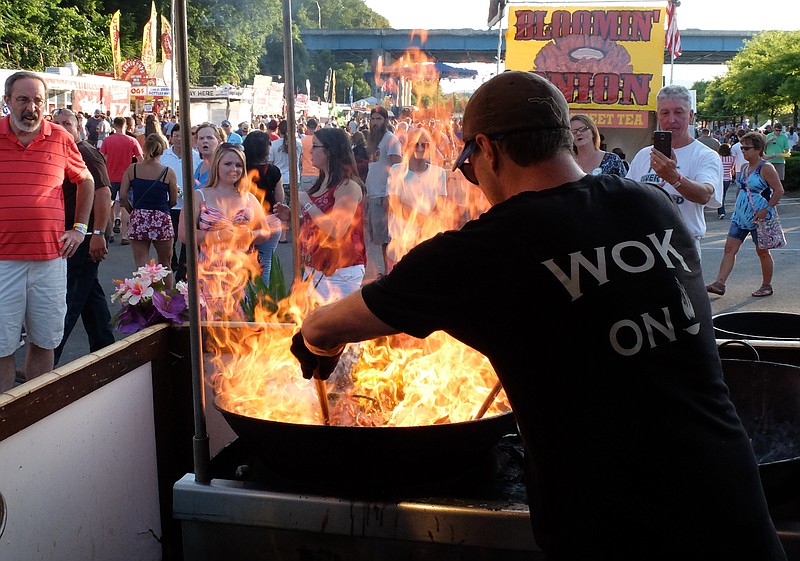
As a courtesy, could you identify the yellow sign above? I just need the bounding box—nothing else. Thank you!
[506,6,666,110]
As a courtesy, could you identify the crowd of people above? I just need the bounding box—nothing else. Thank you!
[1,66,794,559]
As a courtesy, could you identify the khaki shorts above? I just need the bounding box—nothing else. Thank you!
[366,196,390,245]
[0,259,67,356]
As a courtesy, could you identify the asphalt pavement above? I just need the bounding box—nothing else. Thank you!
[15,188,800,372]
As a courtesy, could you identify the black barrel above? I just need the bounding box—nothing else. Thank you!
[713,311,800,341]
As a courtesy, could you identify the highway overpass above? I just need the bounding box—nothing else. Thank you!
[300,28,757,66]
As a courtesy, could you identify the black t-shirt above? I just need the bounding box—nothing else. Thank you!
[362,174,785,559]
[250,163,282,209]
[63,140,111,231]
[85,116,102,142]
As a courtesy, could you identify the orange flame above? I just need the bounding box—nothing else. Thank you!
[206,37,503,428]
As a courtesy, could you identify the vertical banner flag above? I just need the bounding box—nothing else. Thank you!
[110,10,122,79]
[323,68,332,103]
[349,83,354,106]
[141,1,158,75]
[505,6,666,112]
[160,15,173,62]
[331,71,336,106]
[666,0,682,59]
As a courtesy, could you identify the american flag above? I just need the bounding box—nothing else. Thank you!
[666,0,682,59]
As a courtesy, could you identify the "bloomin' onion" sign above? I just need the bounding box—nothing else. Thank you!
[505,6,667,111]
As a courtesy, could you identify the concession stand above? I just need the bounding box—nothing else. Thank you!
[0,67,131,116]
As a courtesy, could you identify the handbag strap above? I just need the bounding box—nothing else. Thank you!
[131,166,168,209]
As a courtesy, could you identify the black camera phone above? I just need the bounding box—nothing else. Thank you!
[653,130,672,156]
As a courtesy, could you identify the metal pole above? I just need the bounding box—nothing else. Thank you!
[175,0,211,483]
[170,0,176,115]
[496,3,504,76]
[282,0,302,284]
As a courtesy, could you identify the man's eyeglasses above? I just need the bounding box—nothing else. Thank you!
[570,125,590,135]
[312,143,325,149]
[415,142,429,148]
[740,145,756,151]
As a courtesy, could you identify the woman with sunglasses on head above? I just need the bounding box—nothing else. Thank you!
[570,114,626,177]
[243,130,284,286]
[178,143,271,315]
[386,128,449,271]
[706,131,784,298]
[273,128,366,302]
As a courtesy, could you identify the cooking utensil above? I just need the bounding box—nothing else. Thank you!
[314,377,331,426]
[474,380,503,420]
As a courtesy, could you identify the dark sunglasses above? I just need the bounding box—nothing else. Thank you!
[740,145,756,151]
[415,142,429,148]
[454,134,504,185]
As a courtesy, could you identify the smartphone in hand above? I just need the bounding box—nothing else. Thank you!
[653,130,672,156]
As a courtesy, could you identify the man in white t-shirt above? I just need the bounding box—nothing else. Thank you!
[161,124,200,282]
[626,85,722,254]
[730,128,747,179]
[365,106,402,275]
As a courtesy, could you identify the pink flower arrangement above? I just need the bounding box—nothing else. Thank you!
[111,261,196,334]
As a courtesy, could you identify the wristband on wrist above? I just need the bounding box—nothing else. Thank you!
[303,335,345,357]
[92,229,104,235]
[73,222,88,235]
[669,175,684,188]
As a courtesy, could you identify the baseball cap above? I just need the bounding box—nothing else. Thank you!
[453,71,570,170]
[221,119,231,127]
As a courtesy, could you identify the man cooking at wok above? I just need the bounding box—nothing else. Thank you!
[291,71,786,560]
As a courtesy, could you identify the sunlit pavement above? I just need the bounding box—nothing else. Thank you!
[701,189,800,316]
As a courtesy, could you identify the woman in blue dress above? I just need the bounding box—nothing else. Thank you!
[706,131,784,297]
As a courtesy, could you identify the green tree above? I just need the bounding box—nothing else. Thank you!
[293,0,389,30]
[0,0,110,72]
[2,0,392,90]
[721,30,800,126]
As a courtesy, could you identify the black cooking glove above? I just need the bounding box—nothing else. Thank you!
[290,332,343,380]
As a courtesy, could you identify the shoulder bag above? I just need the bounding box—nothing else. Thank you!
[743,167,786,250]
[130,165,169,209]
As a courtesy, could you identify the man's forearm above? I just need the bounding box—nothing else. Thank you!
[671,175,714,205]
[92,186,112,232]
[74,176,95,226]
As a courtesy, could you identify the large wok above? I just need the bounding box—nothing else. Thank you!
[721,354,800,506]
[215,396,518,491]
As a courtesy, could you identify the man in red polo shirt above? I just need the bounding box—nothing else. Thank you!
[100,116,143,245]
[0,71,94,391]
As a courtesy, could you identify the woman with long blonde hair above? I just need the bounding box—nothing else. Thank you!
[179,143,271,316]
[386,128,449,270]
